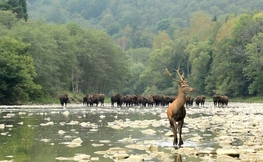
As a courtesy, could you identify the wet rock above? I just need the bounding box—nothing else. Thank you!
[63,135,73,139]
[188,136,204,143]
[40,139,50,143]
[104,147,131,160]
[94,151,107,155]
[238,148,256,154]
[44,117,50,121]
[40,121,54,126]
[164,131,173,137]
[141,129,156,135]
[58,130,65,135]
[125,144,146,150]
[61,110,69,117]
[0,124,5,129]
[18,122,23,125]
[90,157,99,161]
[216,154,239,162]
[4,113,15,118]
[109,125,122,130]
[99,140,110,143]
[216,148,240,158]
[73,154,91,161]
[79,122,91,128]
[118,137,137,143]
[145,145,158,152]
[59,122,65,126]
[125,154,144,161]
[196,147,216,156]
[92,143,104,147]
[67,137,83,148]
[159,112,167,118]
[112,153,129,160]
[18,112,27,115]
[55,157,72,161]
[66,120,79,125]
[100,115,105,118]
[177,147,197,155]
[90,128,98,131]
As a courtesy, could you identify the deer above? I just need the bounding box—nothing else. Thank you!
[165,68,195,147]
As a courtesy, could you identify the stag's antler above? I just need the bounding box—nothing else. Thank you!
[166,68,182,82]
[166,67,186,83]
[166,68,179,82]
[174,68,185,81]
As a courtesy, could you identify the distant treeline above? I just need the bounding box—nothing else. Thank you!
[0,10,129,104]
[1,0,263,104]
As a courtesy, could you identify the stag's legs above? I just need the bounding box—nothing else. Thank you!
[178,120,184,146]
[170,119,178,146]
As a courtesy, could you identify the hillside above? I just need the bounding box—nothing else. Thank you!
[27,0,263,50]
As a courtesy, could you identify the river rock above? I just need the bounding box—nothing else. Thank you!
[216,148,239,158]
[73,154,91,161]
[177,147,197,155]
[112,153,129,160]
[141,129,156,135]
[164,131,173,137]
[196,147,216,156]
[67,137,82,148]
[125,154,144,161]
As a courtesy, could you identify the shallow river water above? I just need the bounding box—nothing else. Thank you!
[0,102,263,162]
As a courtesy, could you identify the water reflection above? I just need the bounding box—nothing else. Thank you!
[173,153,182,162]
[1,103,260,161]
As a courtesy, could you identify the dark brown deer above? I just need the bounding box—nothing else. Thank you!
[166,68,195,147]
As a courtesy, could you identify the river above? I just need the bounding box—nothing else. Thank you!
[0,102,262,162]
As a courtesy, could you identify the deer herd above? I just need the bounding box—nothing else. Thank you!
[70,67,229,148]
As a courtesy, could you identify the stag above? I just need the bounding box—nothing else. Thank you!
[166,68,195,147]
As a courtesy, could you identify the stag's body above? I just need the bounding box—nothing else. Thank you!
[166,68,194,147]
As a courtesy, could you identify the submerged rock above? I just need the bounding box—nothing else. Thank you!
[67,137,83,148]
[0,124,5,129]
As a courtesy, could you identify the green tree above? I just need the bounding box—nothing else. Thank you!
[189,11,220,42]
[107,22,121,36]
[124,62,146,95]
[206,13,262,97]
[0,0,28,21]
[0,10,18,29]
[126,47,152,65]
[124,48,152,94]
[244,32,263,95]
[131,30,153,48]
[152,31,171,49]
[0,35,41,104]
[157,19,171,32]
[74,28,130,94]
[185,40,212,94]
[141,36,190,95]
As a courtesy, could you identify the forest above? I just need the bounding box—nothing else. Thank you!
[1,0,263,104]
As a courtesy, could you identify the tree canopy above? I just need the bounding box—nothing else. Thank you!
[1,1,263,104]
[0,0,28,21]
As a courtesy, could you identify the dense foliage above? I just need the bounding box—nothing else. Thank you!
[1,1,263,104]
[0,10,129,104]
[0,0,28,21]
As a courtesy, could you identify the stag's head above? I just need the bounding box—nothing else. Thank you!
[165,68,195,94]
